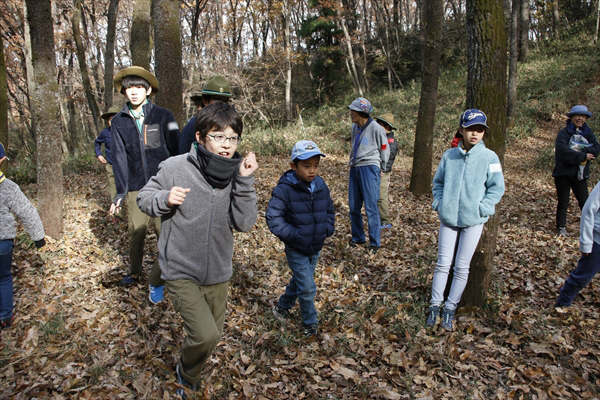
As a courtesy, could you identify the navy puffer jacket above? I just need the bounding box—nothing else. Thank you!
[266,170,335,256]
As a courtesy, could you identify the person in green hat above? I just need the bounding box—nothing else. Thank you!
[179,75,232,154]
[375,113,399,229]
[95,106,123,217]
[109,66,180,305]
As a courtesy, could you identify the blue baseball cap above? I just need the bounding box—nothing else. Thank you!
[459,109,489,129]
[291,140,326,162]
[0,143,5,159]
[347,97,373,115]
[567,105,593,118]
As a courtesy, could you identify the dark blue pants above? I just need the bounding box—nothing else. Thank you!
[278,249,319,326]
[349,165,381,246]
[0,240,15,320]
[556,241,600,306]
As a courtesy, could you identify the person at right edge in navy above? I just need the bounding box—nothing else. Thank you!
[553,105,600,236]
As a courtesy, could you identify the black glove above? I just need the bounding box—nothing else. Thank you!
[34,239,46,248]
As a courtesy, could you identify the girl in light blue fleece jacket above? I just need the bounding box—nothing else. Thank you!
[555,180,600,307]
[425,109,505,331]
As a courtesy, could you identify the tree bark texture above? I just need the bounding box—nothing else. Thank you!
[283,0,293,126]
[463,0,507,308]
[518,0,528,62]
[340,17,363,96]
[26,0,64,239]
[103,0,120,110]
[23,0,37,147]
[507,0,519,121]
[409,0,444,195]
[0,34,7,152]
[131,0,152,70]
[153,0,184,127]
[72,0,101,135]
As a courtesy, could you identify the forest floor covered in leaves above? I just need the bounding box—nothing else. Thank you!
[2,118,600,399]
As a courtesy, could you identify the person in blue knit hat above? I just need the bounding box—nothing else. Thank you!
[425,109,505,331]
[552,105,600,236]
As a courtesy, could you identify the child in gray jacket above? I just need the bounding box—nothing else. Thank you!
[137,104,257,397]
[0,143,45,329]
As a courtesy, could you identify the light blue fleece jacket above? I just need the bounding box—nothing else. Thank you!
[432,141,505,228]
[579,180,600,253]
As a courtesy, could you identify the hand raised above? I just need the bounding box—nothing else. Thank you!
[239,152,258,176]
[167,187,191,206]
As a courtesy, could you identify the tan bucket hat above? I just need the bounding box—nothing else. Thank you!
[101,105,122,120]
[114,66,159,94]
[375,113,396,130]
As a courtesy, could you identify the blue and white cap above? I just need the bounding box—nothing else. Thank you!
[347,97,373,115]
[459,109,489,129]
[567,105,593,118]
[291,140,326,162]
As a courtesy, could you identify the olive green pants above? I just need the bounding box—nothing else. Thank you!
[127,191,163,286]
[166,279,228,385]
[106,164,125,219]
[378,172,391,225]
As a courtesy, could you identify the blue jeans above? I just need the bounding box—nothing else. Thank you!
[0,240,15,320]
[278,249,319,326]
[349,165,381,246]
[556,241,600,306]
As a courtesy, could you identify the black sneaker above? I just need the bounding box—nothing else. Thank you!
[272,305,291,321]
[303,323,318,338]
[441,307,456,331]
[119,274,139,287]
[176,364,198,399]
[425,306,440,328]
[0,315,14,329]
[368,245,380,253]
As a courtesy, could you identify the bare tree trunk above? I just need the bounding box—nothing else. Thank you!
[552,0,560,38]
[103,0,120,110]
[26,0,64,239]
[0,34,7,153]
[409,0,444,195]
[72,0,101,137]
[23,0,37,148]
[131,0,152,69]
[518,0,529,62]
[340,17,363,96]
[216,0,225,59]
[283,0,292,126]
[596,0,600,43]
[463,0,507,308]
[153,0,184,127]
[507,0,519,121]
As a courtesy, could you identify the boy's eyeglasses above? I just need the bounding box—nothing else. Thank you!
[206,134,242,145]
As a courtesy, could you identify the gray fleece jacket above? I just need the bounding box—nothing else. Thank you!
[136,147,257,286]
[0,176,45,242]
[348,118,389,170]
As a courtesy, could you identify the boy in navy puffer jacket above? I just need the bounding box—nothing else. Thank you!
[266,140,335,338]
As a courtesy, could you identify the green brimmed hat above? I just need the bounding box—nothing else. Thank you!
[101,105,121,120]
[375,113,396,130]
[201,75,232,98]
[114,66,159,94]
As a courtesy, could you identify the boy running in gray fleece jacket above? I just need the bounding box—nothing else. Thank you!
[137,103,257,397]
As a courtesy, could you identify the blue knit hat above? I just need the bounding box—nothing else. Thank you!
[567,105,593,118]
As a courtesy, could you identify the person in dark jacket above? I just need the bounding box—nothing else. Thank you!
[375,113,399,229]
[95,106,123,218]
[178,75,232,155]
[109,66,180,304]
[553,105,600,236]
[266,140,335,338]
